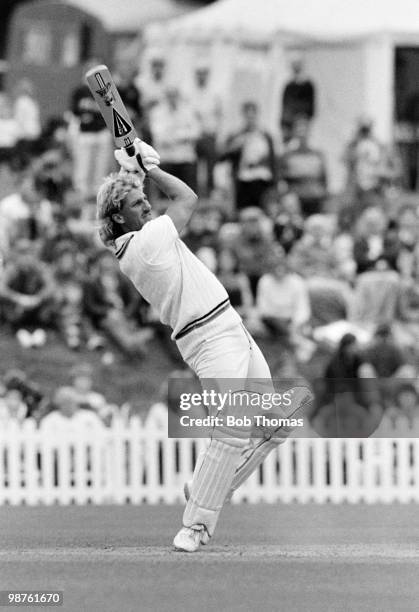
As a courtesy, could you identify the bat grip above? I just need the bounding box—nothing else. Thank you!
[124,143,148,174]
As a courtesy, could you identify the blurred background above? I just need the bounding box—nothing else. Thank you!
[0,0,419,446]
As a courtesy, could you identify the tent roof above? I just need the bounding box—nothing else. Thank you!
[65,0,197,33]
[154,0,419,42]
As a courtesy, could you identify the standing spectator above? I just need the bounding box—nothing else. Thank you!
[278,116,327,216]
[136,54,167,116]
[69,63,110,199]
[191,63,223,196]
[114,62,146,139]
[150,87,199,190]
[12,78,41,156]
[220,101,276,210]
[343,117,384,210]
[280,56,316,144]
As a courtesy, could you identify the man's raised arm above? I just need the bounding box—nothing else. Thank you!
[114,138,198,233]
[147,167,198,234]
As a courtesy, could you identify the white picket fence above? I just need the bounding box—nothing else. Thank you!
[1,404,419,505]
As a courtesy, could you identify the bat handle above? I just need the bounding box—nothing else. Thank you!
[124,142,148,174]
[125,144,136,157]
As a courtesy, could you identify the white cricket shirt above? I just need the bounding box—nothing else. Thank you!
[114,215,232,339]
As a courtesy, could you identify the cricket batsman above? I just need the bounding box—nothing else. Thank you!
[96,138,309,552]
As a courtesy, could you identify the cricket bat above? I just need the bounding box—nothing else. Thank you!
[85,64,139,159]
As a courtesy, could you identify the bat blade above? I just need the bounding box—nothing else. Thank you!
[85,64,137,154]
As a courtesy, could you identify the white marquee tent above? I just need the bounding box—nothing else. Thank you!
[146,0,419,191]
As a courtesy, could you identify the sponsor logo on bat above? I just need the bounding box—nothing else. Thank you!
[95,73,114,106]
[112,108,132,137]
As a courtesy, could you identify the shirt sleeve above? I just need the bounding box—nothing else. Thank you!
[131,215,179,266]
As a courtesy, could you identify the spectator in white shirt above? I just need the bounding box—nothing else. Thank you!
[0,93,19,175]
[256,244,311,341]
[150,87,200,191]
[13,78,41,154]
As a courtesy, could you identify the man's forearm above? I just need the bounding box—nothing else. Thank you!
[147,167,197,202]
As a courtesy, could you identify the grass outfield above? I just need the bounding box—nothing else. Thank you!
[0,326,324,413]
[1,504,418,612]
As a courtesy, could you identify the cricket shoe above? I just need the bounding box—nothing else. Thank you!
[173,526,209,552]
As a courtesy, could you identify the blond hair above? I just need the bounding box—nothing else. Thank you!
[96,172,145,246]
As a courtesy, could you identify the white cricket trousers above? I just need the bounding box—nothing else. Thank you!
[176,307,272,536]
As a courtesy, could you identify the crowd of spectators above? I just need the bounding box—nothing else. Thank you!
[0,54,419,429]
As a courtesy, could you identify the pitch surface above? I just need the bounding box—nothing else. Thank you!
[1,504,418,611]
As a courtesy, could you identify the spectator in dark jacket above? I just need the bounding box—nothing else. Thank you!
[220,101,276,210]
[280,57,316,143]
[82,250,152,360]
[0,240,55,343]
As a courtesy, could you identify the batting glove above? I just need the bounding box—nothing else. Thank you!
[114,138,160,174]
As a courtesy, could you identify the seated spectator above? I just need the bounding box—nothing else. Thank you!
[352,207,387,274]
[83,250,152,360]
[68,362,111,420]
[183,206,222,253]
[256,245,310,342]
[231,207,274,299]
[3,368,43,419]
[362,323,409,378]
[307,277,352,328]
[343,117,384,210]
[33,147,73,204]
[331,206,357,282]
[219,101,276,210]
[0,93,19,176]
[41,386,102,425]
[278,115,327,216]
[350,259,401,331]
[0,240,56,345]
[288,214,338,279]
[0,172,54,260]
[261,187,282,220]
[39,116,72,159]
[216,248,253,319]
[195,246,217,273]
[396,204,419,279]
[272,190,304,253]
[377,380,419,434]
[52,243,85,349]
[396,244,419,350]
[0,387,28,424]
[317,334,382,418]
